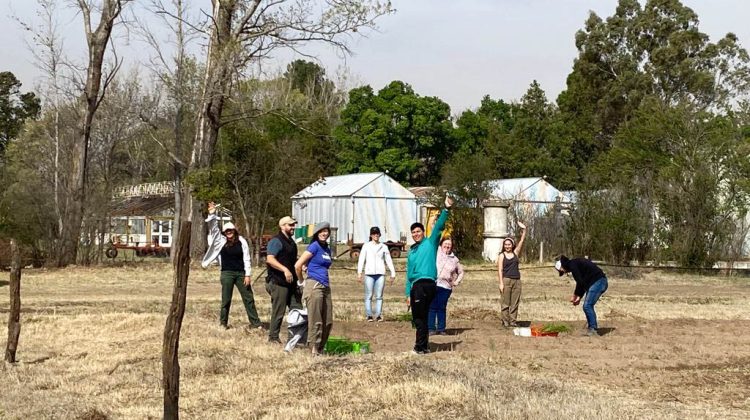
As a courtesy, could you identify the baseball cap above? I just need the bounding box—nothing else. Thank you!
[279,216,297,227]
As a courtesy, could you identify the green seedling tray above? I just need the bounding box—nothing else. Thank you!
[324,336,370,355]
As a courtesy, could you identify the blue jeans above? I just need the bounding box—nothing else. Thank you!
[364,275,385,318]
[428,286,452,332]
[583,277,608,330]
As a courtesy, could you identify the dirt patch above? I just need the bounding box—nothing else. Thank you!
[326,318,750,412]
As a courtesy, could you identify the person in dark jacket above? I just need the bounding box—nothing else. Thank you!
[555,255,608,336]
[265,216,303,343]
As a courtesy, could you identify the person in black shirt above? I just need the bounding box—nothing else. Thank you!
[497,222,526,327]
[555,255,608,336]
[201,202,261,330]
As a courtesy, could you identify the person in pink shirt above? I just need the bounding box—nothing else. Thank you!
[428,237,464,335]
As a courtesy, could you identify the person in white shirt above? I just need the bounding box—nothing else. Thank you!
[357,226,397,322]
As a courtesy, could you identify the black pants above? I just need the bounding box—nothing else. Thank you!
[410,279,437,352]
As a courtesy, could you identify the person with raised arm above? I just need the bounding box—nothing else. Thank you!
[497,222,527,328]
[404,194,453,355]
[201,202,262,330]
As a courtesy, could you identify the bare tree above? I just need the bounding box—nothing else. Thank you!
[5,239,21,363]
[86,73,154,263]
[161,1,393,417]
[138,0,201,263]
[57,0,132,266]
[19,0,72,258]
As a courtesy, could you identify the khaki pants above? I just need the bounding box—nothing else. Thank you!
[303,279,333,353]
[500,278,522,325]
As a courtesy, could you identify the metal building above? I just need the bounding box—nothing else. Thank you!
[488,177,573,215]
[291,173,417,244]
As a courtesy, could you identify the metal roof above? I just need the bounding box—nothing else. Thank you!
[487,177,570,203]
[292,172,414,199]
[110,196,174,216]
[407,186,436,198]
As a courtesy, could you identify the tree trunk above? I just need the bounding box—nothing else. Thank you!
[162,2,232,412]
[5,238,22,363]
[162,213,192,420]
[57,0,124,267]
[171,176,181,264]
[189,204,207,260]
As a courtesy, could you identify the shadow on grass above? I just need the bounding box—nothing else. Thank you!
[24,356,52,364]
[597,327,616,336]
[0,280,8,288]
[444,327,473,336]
[429,340,462,352]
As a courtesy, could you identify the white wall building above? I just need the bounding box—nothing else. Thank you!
[292,173,417,244]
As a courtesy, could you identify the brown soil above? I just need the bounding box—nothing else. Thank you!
[333,317,750,411]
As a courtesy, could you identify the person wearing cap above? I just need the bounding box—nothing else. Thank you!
[405,194,454,355]
[497,222,527,328]
[265,215,303,344]
[295,222,333,356]
[357,226,397,322]
[201,201,262,330]
[555,255,608,336]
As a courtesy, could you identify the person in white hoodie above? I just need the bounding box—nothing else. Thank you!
[201,201,261,330]
[357,226,397,322]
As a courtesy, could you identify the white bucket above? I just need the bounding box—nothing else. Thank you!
[512,327,531,337]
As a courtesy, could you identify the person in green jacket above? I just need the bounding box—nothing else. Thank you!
[405,194,453,354]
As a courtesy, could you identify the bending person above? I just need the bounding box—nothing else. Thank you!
[555,255,608,337]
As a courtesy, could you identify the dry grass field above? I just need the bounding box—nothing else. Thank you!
[1,260,749,419]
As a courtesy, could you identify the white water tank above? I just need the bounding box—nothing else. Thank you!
[482,200,510,263]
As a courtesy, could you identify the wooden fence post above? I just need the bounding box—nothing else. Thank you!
[162,220,191,419]
[5,238,22,363]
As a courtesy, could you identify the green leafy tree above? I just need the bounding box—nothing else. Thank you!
[284,60,335,101]
[453,95,515,156]
[596,98,750,267]
[192,70,343,244]
[439,151,494,258]
[0,119,58,258]
[453,82,578,189]
[0,72,40,158]
[333,81,454,186]
[558,0,750,174]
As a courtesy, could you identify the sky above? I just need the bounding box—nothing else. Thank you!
[2,0,749,114]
